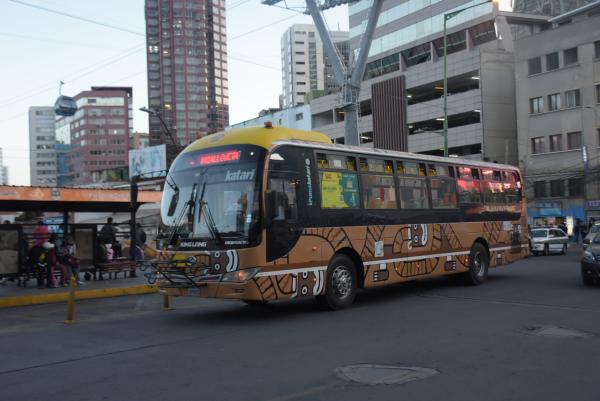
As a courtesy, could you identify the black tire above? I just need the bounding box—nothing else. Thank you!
[461,242,489,285]
[582,275,594,286]
[316,254,357,310]
[561,244,567,255]
[544,244,550,256]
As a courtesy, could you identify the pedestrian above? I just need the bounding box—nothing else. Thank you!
[558,221,567,235]
[574,220,581,244]
[135,223,146,261]
[99,217,117,245]
[59,235,83,285]
[44,234,68,288]
[33,220,49,247]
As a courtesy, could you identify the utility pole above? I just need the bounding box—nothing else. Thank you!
[261,0,383,146]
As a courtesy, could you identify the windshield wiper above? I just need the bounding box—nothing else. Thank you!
[197,182,223,245]
[186,183,198,228]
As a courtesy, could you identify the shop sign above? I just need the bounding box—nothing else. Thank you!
[587,200,600,210]
[534,201,562,209]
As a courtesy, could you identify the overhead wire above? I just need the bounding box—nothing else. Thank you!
[0,44,145,109]
[7,0,145,37]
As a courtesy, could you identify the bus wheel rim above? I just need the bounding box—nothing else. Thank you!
[474,252,485,277]
[332,266,352,299]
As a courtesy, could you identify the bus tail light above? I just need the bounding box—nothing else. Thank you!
[221,268,261,283]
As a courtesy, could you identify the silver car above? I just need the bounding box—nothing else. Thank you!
[530,228,569,256]
[583,223,600,249]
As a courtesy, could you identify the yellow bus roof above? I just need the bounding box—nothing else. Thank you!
[181,126,332,153]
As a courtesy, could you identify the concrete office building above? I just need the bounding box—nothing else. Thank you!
[310,0,592,161]
[514,2,600,226]
[145,0,229,159]
[130,132,150,150]
[228,104,312,131]
[0,148,8,185]
[281,24,349,108]
[28,106,57,186]
[68,87,133,186]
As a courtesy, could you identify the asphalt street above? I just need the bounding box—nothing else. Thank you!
[1,246,599,401]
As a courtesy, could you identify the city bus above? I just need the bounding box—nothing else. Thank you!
[153,125,528,309]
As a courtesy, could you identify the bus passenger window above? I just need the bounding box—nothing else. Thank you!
[457,178,482,203]
[398,177,429,209]
[430,178,457,209]
[361,175,396,209]
[483,180,504,204]
[503,171,522,204]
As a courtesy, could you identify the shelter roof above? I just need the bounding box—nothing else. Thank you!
[0,186,161,213]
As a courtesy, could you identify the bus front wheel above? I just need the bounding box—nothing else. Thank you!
[461,242,489,285]
[317,254,357,310]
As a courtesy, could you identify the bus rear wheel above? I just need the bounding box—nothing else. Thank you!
[461,242,489,285]
[317,254,357,310]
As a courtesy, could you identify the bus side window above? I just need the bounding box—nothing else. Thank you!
[397,161,429,209]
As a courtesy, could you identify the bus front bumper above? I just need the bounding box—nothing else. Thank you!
[158,280,261,300]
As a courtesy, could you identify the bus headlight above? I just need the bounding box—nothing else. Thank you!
[221,268,261,283]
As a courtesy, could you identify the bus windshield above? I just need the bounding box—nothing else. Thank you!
[161,145,265,247]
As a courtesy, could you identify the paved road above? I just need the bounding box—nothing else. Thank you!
[1,247,598,401]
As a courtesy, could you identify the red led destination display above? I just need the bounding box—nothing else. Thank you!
[199,150,241,166]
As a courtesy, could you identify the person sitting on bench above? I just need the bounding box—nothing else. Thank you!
[44,234,68,288]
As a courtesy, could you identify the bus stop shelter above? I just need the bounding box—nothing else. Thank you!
[0,186,161,278]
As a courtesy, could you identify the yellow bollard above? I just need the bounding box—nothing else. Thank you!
[163,294,172,311]
[64,276,76,324]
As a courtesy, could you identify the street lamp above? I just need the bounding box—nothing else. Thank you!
[442,0,496,157]
[139,106,178,149]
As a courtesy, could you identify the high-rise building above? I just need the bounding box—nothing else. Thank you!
[68,87,133,186]
[28,106,57,186]
[281,24,349,108]
[0,148,8,185]
[514,2,600,226]
[144,0,229,159]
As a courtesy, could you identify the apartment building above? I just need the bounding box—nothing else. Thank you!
[28,106,57,186]
[281,24,349,108]
[514,2,600,226]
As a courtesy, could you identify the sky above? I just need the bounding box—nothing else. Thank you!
[0,0,349,186]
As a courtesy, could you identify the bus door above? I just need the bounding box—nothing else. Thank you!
[265,146,305,261]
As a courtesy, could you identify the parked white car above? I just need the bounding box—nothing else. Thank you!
[530,228,569,255]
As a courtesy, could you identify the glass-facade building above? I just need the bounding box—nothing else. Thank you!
[145,0,229,159]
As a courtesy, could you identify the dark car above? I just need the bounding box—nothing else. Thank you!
[581,234,600,285]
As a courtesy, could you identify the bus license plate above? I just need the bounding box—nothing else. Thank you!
[187,288,201,296]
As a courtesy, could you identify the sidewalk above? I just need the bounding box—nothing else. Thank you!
[0,274,157,308]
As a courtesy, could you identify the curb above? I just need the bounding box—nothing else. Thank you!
[0,284,158,309]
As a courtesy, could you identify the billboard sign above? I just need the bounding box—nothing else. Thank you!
[129,144,167,179]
